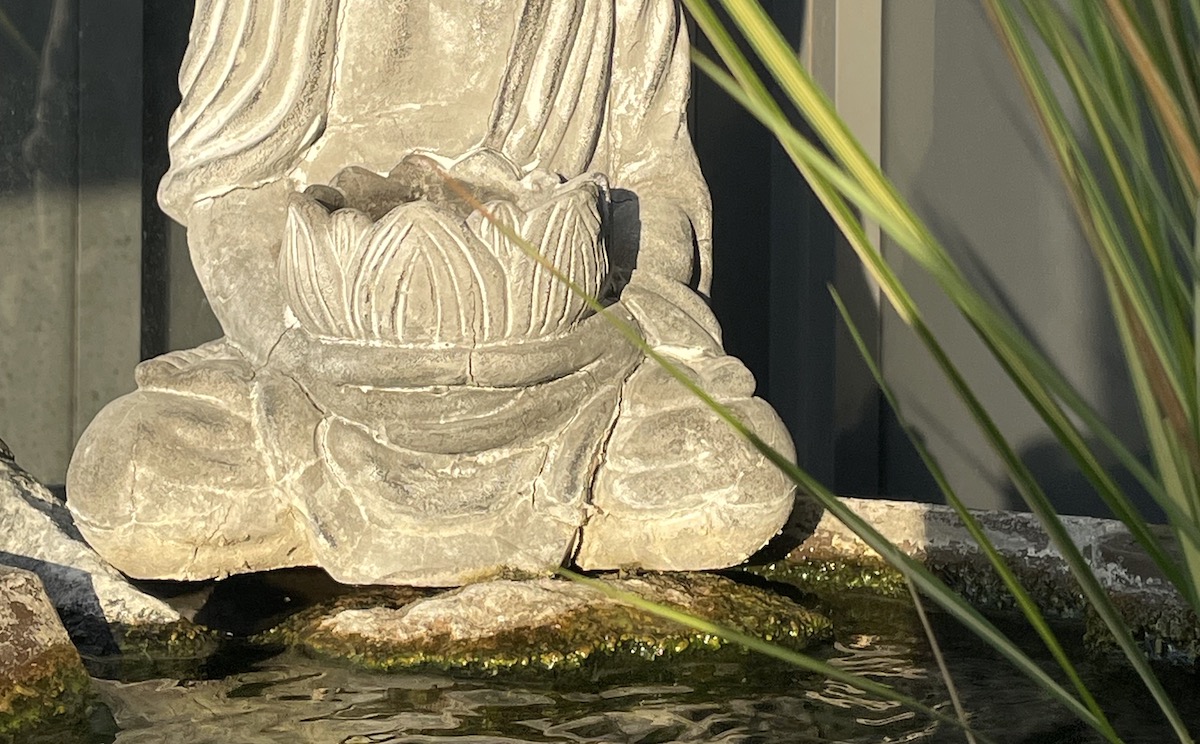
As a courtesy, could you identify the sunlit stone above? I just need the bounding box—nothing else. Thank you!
[66,0,797,585]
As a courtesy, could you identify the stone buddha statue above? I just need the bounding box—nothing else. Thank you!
[66,0,797,585]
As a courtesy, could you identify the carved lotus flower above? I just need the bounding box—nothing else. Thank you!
[279,150,609,344]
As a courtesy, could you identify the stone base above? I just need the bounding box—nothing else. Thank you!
[761,496,1200,666]
[263,572,831,673]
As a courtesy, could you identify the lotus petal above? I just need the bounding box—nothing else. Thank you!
[280,193,373,338]
[349,202,509,344]
[520,178,606,337]
[467,200,542,337]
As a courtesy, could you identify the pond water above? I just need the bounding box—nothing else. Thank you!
[32,594,1200,743]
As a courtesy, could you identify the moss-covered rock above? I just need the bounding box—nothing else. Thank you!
[0,567,92,739]
[261,572,832,673]
[1085,592,1199,667]
[751,549,1087,618]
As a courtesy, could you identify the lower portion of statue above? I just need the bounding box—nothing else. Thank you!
[66,147,799,586]
[67,317,795,586]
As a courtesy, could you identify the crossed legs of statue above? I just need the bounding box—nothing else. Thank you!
[67,330,793,583]
[580,354,795,570]
[67,340,316,579]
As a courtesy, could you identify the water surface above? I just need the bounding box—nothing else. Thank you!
[59,594,1196,743]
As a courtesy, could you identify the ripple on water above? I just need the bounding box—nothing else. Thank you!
[82,600,1200,744]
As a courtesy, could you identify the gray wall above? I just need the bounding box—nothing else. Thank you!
[0,0,143,484]
[877,0,1148,518]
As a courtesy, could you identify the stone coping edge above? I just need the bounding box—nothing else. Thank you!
[778,497,1197,663]
[791,497,1177,596]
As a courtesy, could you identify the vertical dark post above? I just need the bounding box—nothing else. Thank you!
[688,1,848,490]
[692,5,774,400]
[763,1,843,490]
[141,1,197,360]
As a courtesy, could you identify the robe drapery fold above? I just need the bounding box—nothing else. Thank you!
[483,0,615,174]
[159,0,710,291]
[159,0,339,222]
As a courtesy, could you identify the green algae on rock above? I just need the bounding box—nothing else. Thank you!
[748,559,910,600]
[752,550,1089,618]
[82,620,222,682]
[262,573,832,673]
[0,644,92,741]
[753,550,1200,666]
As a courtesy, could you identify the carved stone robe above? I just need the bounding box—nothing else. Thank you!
[158,0,720,361]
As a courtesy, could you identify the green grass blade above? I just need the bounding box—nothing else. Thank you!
[1021,0,1197,392]
[986,0,1200,602]
[1149,1,1200,142]
[832,288,1120,742]
[1193,198,1200,520]
[1103,0,1200,199]
[987,1,1194,447]
[1027,3,1191,277]
[706,1,1195,546]
[690,48,1200,581]
[693,5,1194,737]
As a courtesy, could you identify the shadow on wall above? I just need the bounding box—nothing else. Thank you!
[946,220,1157,522]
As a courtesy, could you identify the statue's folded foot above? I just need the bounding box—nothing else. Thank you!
[577,355,796,571]
[66,346,313,580]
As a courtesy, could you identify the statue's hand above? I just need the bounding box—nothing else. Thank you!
[618,276,724,359]
[186,181,296,366]
[134,338,253,394]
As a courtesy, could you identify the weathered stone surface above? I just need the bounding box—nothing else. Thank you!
[0,460,182,654]
[67,0,797,585]
[758,496,1200,665]
[265,573,832,672]
[0,566,91,737]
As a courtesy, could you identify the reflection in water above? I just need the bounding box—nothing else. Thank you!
[95,657,825,744]
[808,637,940,742]
[74,603,1200,743]
[90,631,948,744]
